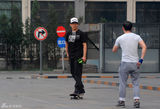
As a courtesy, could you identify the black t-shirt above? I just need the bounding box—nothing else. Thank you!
[65,29,87,59]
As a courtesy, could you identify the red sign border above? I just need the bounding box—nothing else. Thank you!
[56,26,66,37]
[34,27,48,41]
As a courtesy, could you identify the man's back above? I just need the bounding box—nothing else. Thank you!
[115,33,142,62]
[112,21,147,108]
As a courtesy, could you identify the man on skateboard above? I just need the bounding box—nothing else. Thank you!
[112,21,147,108]
[65,17,87,98]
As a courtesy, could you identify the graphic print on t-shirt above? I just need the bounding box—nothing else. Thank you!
[68,35,76,42]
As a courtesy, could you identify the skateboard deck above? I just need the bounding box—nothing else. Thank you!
[70,93,84,100]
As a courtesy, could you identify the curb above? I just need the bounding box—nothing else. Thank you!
[31,75,160,79]
[83,80,160,91]
[4,77,32,79]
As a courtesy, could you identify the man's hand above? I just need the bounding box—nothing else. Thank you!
[82,56,87,62]
[66,53,69,58]
[137,59,143,68]
[137,62,141,68]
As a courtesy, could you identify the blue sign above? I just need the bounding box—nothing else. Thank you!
[57,37,66,48]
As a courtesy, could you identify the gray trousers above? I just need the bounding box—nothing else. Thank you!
[118,62,140,101]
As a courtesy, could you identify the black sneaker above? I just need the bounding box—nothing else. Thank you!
[116,101,125,108]
[69,93,76,96]
[79,89,85,94]
[134,101,140,108]
[69,90,78,96]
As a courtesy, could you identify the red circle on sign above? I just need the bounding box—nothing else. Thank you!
[34,27,48,41]
[56,26,66,37]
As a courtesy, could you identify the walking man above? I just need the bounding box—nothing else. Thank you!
[112,21,147,108]
[65,17,87,95]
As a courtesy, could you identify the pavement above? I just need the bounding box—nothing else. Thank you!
[0,71,159,109]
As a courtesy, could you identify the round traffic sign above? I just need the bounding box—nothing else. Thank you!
[34,27,48,41]
[57,37,66,48]
[56,26,66,37]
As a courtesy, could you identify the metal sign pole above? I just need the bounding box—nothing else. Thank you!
[40,41,43,75]
[99,23,105,73]
[62,48,65,73]
[34,27,47,75]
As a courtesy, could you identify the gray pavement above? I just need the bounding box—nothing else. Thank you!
[0,73,159,109]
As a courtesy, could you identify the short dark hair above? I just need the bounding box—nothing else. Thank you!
[123,21,132,31]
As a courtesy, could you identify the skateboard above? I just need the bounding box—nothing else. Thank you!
[70,93,84,100]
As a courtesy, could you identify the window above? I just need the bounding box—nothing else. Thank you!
[85,2,126,23]
[32,1,74,25]
[0,1,21,19]
[136,2,160,23]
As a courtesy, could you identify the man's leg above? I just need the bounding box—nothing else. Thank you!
[130,69,140,100]
[69,58,77,93]
[74,59,85,94]
[69,58,75,78]
[131,67,140,108]
[118,62,129,101]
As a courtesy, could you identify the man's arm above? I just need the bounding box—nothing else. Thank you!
[82,43,87,62]
[65,41,69,58]
[112,45,119,53]
[137,40,147,67]
[112,38,119,53]
[139,40,147,59]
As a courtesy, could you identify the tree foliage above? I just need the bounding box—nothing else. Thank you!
[0,5,24,70]
[0,0,65,70]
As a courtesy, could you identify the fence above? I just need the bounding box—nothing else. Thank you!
[101,23,160,73]
[0,33,61,70]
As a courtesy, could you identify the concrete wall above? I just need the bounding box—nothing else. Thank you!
[75,0,85,23]
[22,0,31,26]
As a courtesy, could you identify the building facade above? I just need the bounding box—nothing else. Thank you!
[0,0,160,25]
[21,0,160,24]
[0,0,160,72]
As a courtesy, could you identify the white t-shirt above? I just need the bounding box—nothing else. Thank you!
[114,33,142,62]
